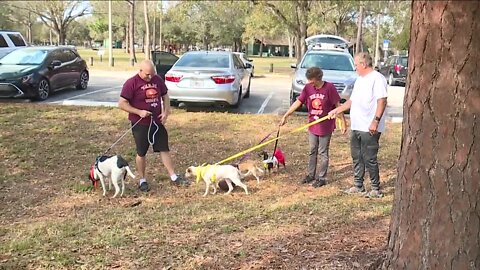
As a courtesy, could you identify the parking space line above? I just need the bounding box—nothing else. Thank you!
[257,92,274,114]
[49,85,122,104]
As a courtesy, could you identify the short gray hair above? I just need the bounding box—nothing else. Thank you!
[355,52,373,67]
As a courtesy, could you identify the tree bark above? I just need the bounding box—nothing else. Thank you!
[382,1,480,269]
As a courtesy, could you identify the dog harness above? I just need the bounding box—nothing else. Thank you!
[195,164,218,183]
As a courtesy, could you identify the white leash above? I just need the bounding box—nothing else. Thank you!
[103,117,143,155]
[147,97,164,146]
[147,116,159,146]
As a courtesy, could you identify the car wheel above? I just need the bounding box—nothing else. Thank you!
[76,70,89,90]
[388,73,396,86]
[35,79,50,101]
[244,78,251,98]
[232,89,242,108]
[251,67,254,78]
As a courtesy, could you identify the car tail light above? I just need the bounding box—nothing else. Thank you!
[394,64,401,73]
[211,75,235,84]
[165,74,182,82]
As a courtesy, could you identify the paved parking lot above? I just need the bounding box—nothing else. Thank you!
[3,70,405,121]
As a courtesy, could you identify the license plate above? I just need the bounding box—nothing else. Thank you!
[190,80,204,88]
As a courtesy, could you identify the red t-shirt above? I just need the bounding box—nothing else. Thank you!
[120,74,168,125]
[297,81,340,136]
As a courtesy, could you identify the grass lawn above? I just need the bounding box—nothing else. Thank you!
[77,48,296,76]
[0,104,401,269]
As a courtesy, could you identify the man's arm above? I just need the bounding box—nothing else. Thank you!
[375,97,387,119]
[368,97,388,135]
[162,94,171,116]
[328,99,352,118]
[118,97,151,118]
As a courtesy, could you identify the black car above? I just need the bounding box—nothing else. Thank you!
[0,46,89,101]
[377,55,408,86]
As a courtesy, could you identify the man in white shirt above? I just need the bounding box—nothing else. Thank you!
[328,52,388,198]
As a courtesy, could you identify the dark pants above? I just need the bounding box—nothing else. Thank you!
[350,130,381,190]
[308,133,332,181]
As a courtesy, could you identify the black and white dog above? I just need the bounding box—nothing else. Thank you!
[89,155,135,198]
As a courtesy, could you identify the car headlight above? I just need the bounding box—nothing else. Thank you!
[343,83,354,95]
[22,74,33,84]
[296,79,307,85]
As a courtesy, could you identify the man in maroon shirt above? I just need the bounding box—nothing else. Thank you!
[119,60,189,192]
[280,67,347,187]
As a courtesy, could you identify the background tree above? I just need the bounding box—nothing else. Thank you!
[126,0,137,63]
[143,0,150,59]
[8,0,91,45]
[243,5,283,57]
[252,0,314,63]
[382,1,480,268]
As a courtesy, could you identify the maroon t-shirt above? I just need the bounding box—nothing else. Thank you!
[297,81,340,136]
[120,74,168,125]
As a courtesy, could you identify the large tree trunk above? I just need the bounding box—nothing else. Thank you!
[382,1,480,269]
[143,0,150,60]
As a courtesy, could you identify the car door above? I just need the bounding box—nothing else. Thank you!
[151,51,179,80]
[45,50,66,90]
[61,49,81,86]
[233,54,248,93]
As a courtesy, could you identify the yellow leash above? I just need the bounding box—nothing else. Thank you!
[215,115,331,165]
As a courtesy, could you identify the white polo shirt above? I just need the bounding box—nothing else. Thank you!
[349,70,388,133]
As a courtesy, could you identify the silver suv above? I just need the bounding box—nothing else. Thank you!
[0,31,28,59]
[290,46,357,106]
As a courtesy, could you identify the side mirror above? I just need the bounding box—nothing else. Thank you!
[51,60,61,68]
[290,64,297,69]
[245,63,252,69]
[248,59,253,62]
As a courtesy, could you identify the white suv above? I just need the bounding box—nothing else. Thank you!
[0,31,28,59]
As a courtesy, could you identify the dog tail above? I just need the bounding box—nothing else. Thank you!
[125,166,136,179]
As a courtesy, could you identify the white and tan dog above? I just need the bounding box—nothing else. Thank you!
[185,164,249,196]
[236,160,264,184]
[90,155,135,198]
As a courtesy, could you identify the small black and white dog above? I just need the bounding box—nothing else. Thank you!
[260,150,279,174]
[89,155,135,198]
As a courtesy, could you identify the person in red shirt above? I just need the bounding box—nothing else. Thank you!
[280,67,347,187]
[119,60,189,192]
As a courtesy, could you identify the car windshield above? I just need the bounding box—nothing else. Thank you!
[0,48,48,65]
[301,53,355,71]
[400,57,408,66]
[175,53,230,68]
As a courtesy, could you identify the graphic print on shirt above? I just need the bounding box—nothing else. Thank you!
[309,93,325,118]
[142,83,159,110]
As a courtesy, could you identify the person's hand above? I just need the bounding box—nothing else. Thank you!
[158,112,169,125]
[328,108,339,119]
[279,115,288,126]
[138,110,152,118]
[369,121,379,135]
